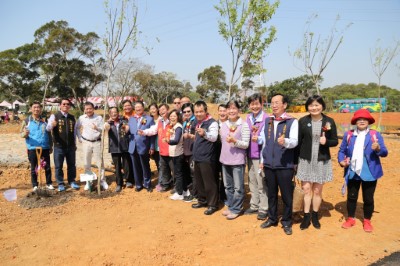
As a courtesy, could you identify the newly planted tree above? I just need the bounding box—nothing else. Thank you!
[215,0,279,100]
[99,0,141,194]
[293,15,352,95]
[370,39,400,127]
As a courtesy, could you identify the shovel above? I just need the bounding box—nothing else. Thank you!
[35,147,50,197]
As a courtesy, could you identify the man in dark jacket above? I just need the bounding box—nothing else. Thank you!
[46,98,79,192]
[258,94,299,235]
[190,101,219,215]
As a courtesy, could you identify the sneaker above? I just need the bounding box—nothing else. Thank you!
[58,184,66,192]
[70,182,80,190]
[342,217,356,229]
[156,184,162,192]
[126,182,134,189]
[222,209,231,216]
[101,180,109,190]
[84,182,91,191]
[46,184,55,190]
[33,186,38,192]
[363,219,373,232]
[170,192,184,200]
[182,190,190,197]
[226,213,239,220]
[183,194,195,202]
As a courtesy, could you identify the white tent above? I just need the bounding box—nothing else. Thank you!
[0,100,12,109]
[12,100,26,109]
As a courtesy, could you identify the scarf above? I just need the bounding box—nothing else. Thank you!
[351,128,368,176]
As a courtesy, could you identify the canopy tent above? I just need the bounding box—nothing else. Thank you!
[87,96,136,107]
[12,100,27,109]
[0,100,12,109]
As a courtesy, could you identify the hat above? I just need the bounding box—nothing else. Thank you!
[351,109,375,125]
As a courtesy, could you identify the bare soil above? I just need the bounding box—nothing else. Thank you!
[0,111,400,266]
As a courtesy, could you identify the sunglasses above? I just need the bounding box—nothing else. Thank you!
[183,110,191,113]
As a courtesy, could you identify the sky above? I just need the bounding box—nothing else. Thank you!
[0,0,399,92]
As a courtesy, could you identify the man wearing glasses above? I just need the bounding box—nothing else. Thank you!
[46,98,80,192]
[173,97,181,111]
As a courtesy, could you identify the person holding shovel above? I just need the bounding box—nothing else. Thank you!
[20,101,53,192]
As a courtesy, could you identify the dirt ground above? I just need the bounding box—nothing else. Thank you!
[1,111,400,266]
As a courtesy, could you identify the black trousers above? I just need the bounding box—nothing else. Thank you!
[347,179,377,219]
[159,155,174,188]
[194,161,219,208]
[183,155,196,197]
[112,153,131,186]
[264,167,294,227]
[123,152,134,184]
[172,154,188,195]
[28,149,52,187]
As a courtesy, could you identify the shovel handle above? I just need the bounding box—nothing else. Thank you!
[35,147,43,186]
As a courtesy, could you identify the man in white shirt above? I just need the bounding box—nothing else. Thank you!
[76,102,108,190]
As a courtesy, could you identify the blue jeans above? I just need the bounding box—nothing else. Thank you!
[222,164,245,214]
[54,146,76,185]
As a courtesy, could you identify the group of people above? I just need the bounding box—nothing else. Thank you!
[20,93,388,235]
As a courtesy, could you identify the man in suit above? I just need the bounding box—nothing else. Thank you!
[128,101,155,192]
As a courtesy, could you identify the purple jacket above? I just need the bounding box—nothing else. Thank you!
[246,111,268,159]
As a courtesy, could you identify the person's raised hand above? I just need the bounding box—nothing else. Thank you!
[320,132,327,145]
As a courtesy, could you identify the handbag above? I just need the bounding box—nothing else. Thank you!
[292,177,304,212]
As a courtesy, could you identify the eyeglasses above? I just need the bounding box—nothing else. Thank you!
[174,102,180,104]
[183,110,191,113]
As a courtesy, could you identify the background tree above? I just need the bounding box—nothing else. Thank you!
[33,20,102,110]
[293,14,352,95]
[143,72,183,104]
[370,39,400,127]
[196,65,227,103]
[267,75,318,105]
[215,0,279,100]
[241,78,254,101]
[0,43,41,102]
[109,59,150,100]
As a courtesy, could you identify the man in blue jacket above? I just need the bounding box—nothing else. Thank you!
[20,101,54,191]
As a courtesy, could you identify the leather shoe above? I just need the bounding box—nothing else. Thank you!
[192,203,207,209]
[283,226,293,235]
[260,220,278,229]
[257,212,268,221]
[135,187,143,192]
[115,185,122,193]
[204,207,218,215]
[146,186,153,193]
